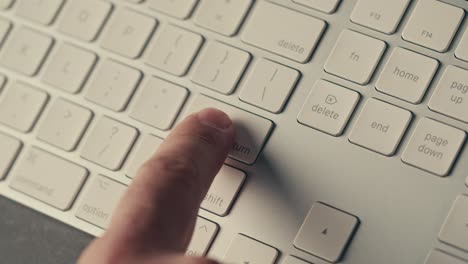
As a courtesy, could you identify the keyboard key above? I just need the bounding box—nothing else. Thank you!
[186,95,273,165]
[402,0,464,52]
[37,99,92,151]
[0,133,21,180]
[425,250,467,264]
[324,29,386,85]
[130,77,188,130]
[297,80,359,136]
[85,59,142,112]
[125,134,163,178]
[76,175,126,229]
[350,0,410,34]
[282,256,310,264]
[0,82,48,132]
[239,58,300,113]
[0,27,53,76]
[81,117,138,171]
[439,195,468,251]
[42,43,97,94]
[145,24,203,76]
[0,0,13,9]
[191,41,250,95]
[293,0,340,14]
[376,47,438,104]
[194,0,252,36]
[242,1,325,63]
[202,165,245,216]
[9,147,88,210]
[224,234,279,264]
[429,66,468,123]
[187,217,218,256]
[101,8,157,59]
[349,99,412,156]
[16,0,64,25]
[401,118,465,176]
[455,28,468,62]
[294,202,359,263]
[58,0,112,42]
[148,0,197,19]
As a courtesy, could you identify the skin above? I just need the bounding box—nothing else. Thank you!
[78,108,236,264]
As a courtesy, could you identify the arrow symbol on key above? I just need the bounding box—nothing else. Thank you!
[20,93,29,102]
[198,225,208,232]
[64,110,72,119]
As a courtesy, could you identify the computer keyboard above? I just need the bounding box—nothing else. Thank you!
[0,0,467,263]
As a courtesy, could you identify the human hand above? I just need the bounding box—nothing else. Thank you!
[78,108,235,264]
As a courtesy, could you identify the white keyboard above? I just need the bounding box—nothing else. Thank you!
[0,0,467,263]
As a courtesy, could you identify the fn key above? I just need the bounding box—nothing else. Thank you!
[294,203,359,263]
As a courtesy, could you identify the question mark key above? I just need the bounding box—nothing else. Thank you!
[81,116,138,170]
[110,126,120,139]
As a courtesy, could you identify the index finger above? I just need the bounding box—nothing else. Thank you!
[104,108,235,255]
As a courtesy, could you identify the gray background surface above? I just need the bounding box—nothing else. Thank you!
[0,196,93,264]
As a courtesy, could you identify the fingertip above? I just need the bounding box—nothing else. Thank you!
[172,107,235,153]
[196,108,233,131]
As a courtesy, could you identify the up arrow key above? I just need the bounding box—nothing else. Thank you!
[186,217,218,256]
[294,202,359,263]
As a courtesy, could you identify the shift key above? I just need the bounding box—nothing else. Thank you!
[185,95,274,164]
[242,1,326,63]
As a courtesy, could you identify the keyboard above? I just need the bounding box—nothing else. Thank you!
[0,0,467,263]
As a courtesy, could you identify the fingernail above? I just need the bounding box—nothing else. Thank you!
[197,108,233,131]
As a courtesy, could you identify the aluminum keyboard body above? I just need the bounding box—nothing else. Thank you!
[0,0,468,263]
